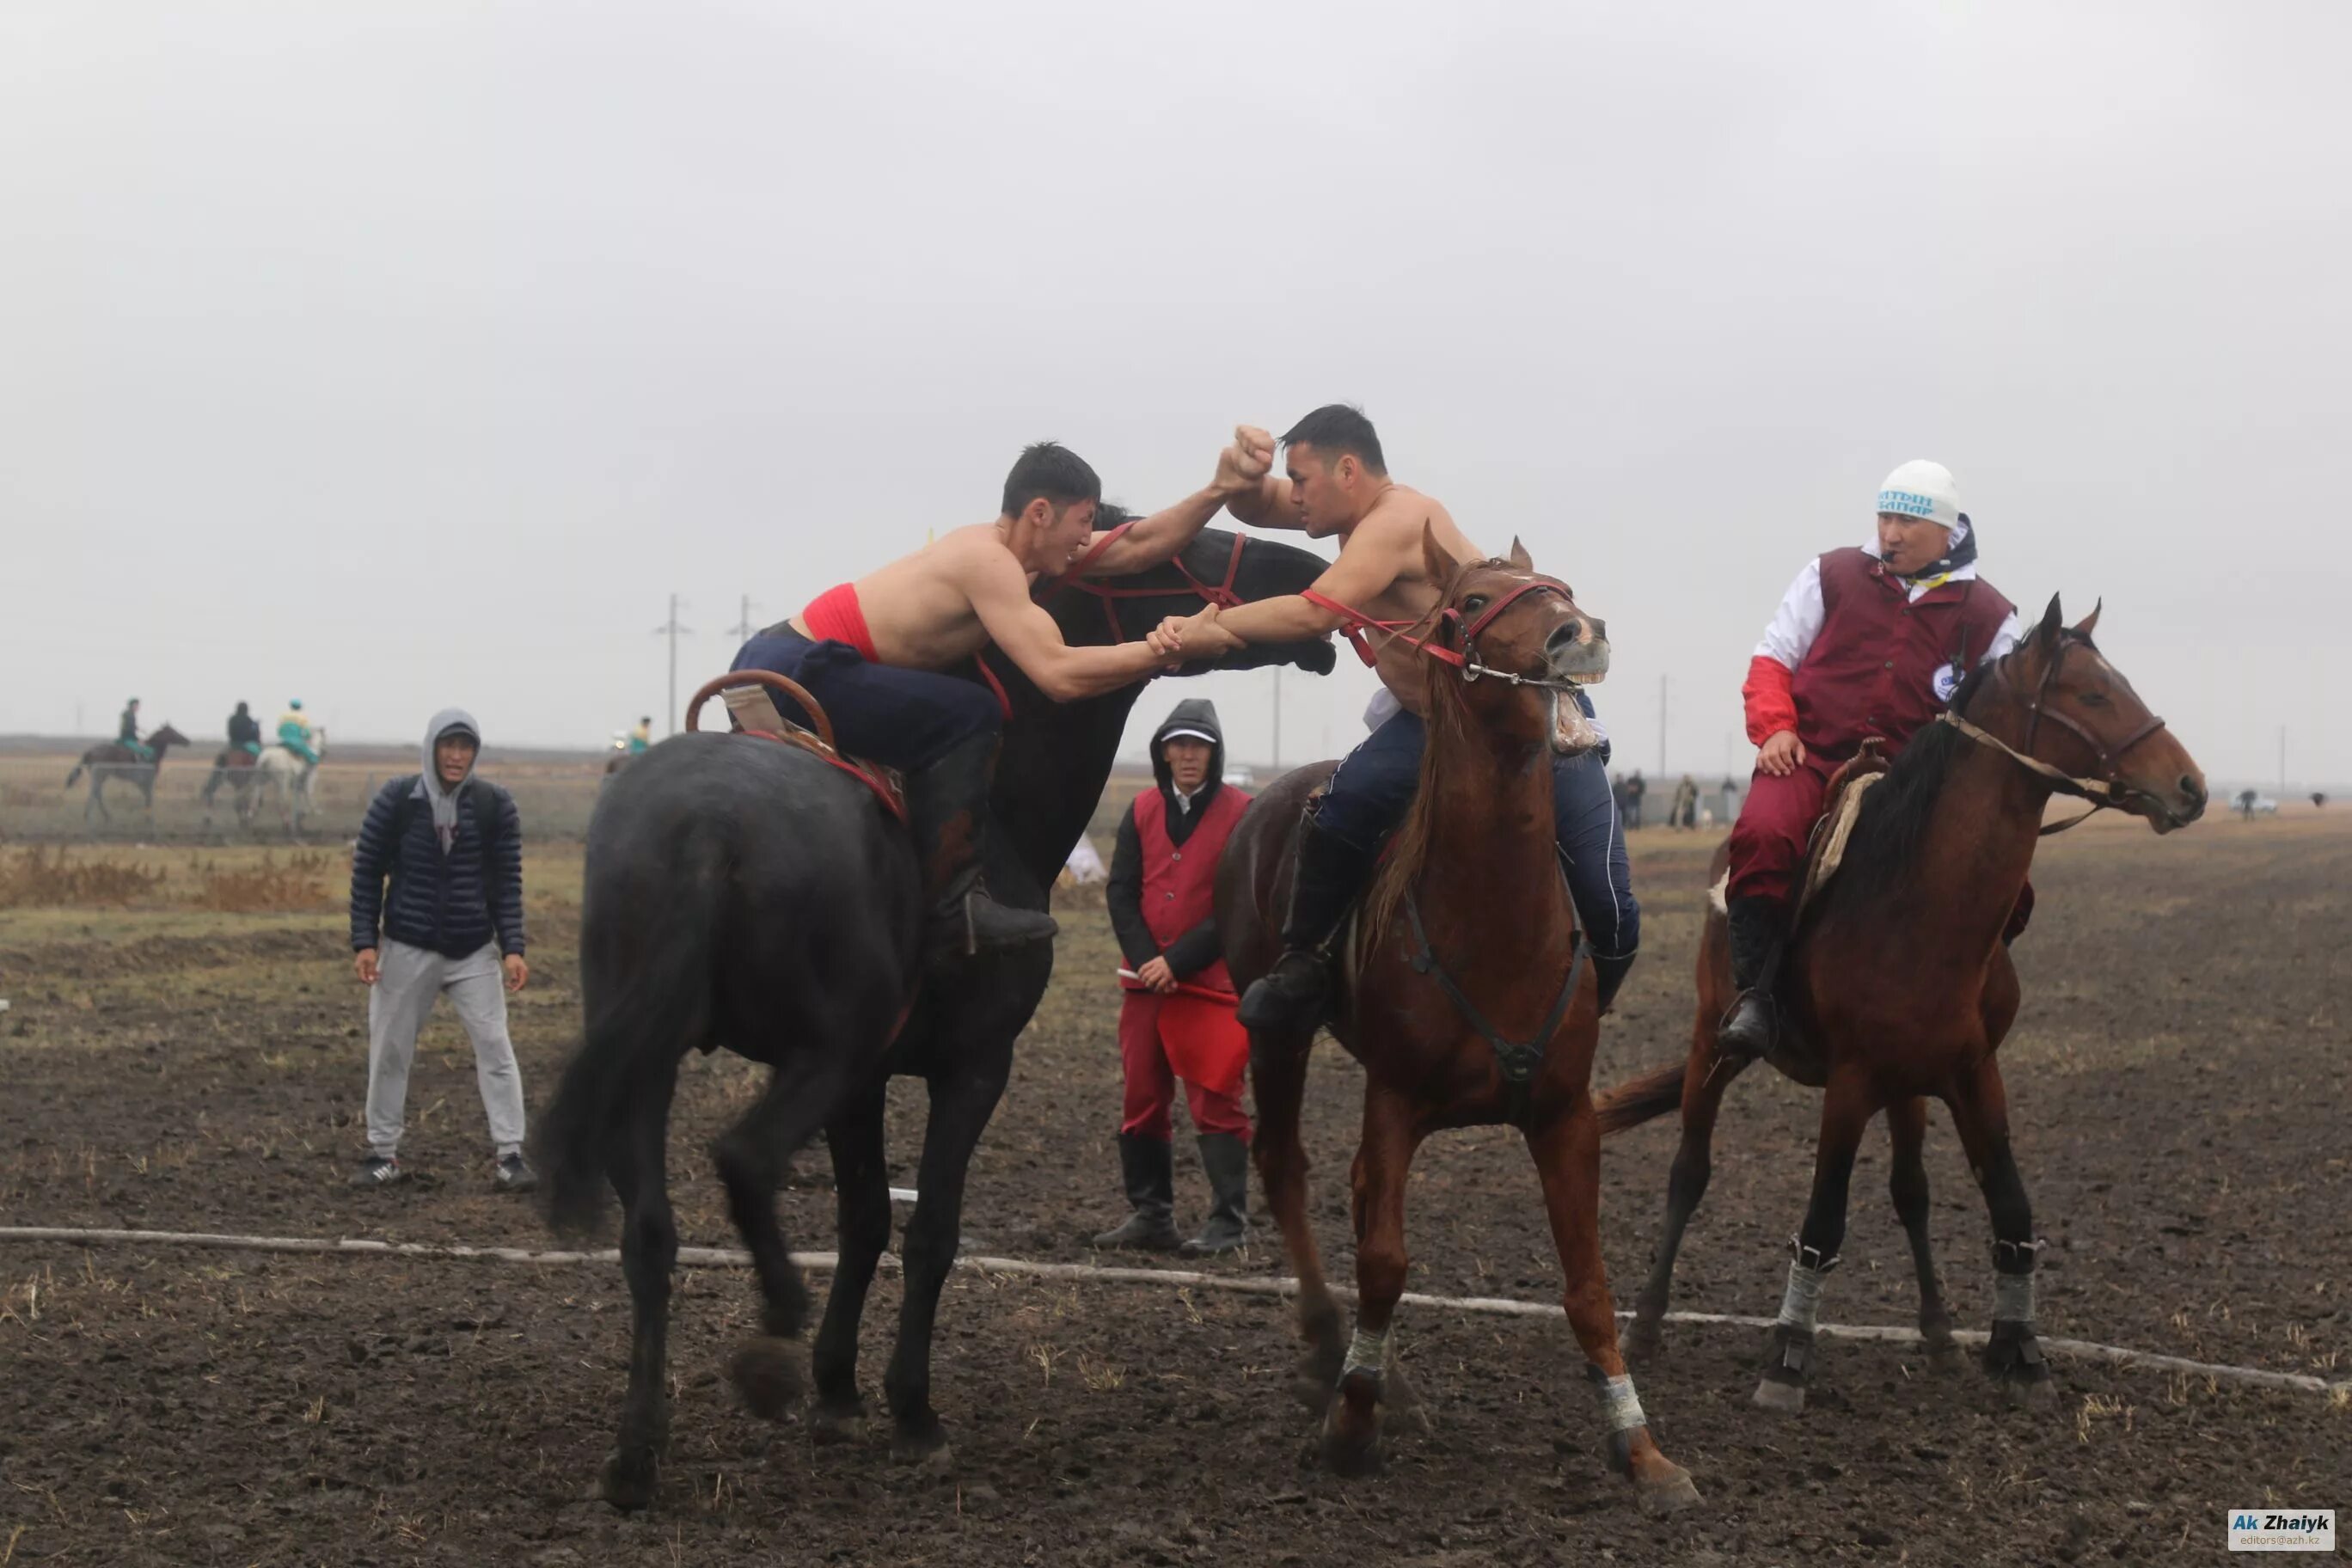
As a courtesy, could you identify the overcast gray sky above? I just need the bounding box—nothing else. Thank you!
[5,1,2347,787]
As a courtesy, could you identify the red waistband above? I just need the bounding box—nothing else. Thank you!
[801,583,879,663]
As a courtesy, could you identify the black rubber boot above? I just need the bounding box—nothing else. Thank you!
[905,732,1058,963]
[1593,950,1637,1016]
[1179,1132,1251,1256]
[1092,1133,1180,1251]
[1715,895,1786,1061]
[1236,814,1378,1032]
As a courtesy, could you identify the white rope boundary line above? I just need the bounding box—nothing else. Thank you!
[3,1224,2345,1402]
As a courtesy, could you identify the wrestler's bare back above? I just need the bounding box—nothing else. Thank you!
[790,524,1041,671]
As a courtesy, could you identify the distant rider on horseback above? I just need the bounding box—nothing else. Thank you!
[117,698,153,763]
[1154,405,1641,1030]
[729,433,1272,964]
[627,716,652,755]
[1714,461,2022,1061]
[228,701,263,756]
[278,699,320,767]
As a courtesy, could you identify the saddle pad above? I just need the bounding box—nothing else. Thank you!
[1795,756,1889,919]
[719,683,907,821]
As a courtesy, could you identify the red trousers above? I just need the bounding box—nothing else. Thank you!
[1118,990,1251,1142]
[1726,759,2037,940]
[1726,761,1831,905]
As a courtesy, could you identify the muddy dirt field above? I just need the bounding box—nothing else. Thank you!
[3,814,2347,1565]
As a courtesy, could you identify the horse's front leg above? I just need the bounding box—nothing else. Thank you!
[1886,1096,1957,1356]
[1321,1082,1420,1477]
[1246,1020,1345,1406]
[1944,1056,2051,1406]
[1755,1070,1877,1414]
[1626,1024,1746,1365]
[809,1082,891,1444]
[1529,1099,1699,1515]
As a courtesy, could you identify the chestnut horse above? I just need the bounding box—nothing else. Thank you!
[1220,532,1698,1513]
[1597,597,2206,1412]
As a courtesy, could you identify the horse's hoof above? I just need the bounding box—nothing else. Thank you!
[1920,1321,1959,1361]
[1636,1466,1702,1516]
[727,1337,805,1422]
[1384,1366,1434,1436]
[599,1448,658,1512]
[1318,1419,1382,1479]
[808,1399,869,1447]
[2001,1369,2055,1410]
[890,1421,954,1473]
[1752,1374,1807,1414]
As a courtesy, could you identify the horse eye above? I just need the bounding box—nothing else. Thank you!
[2078,691,2109,707]
[1463,595,1489,615]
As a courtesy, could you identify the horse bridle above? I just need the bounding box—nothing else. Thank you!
[1399,569,1590,691]
[1939,629,2171,834]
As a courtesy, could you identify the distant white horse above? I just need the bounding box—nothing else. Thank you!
[254,728,327,837]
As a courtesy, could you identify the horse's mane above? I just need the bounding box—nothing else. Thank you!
[1834,658,1999,903]
[1358,560,1504,959]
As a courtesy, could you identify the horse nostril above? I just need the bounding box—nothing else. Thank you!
[2180,776,2205,804]
[1548,619,1583,651]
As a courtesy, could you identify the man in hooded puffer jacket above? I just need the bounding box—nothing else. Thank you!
[1095,698,1255,1255]
[346,709,533,1191]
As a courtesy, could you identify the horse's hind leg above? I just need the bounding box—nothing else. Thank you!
[1943,1057,2051,1406]
[1247,1023,1345,1407]
[1887,1095,1957,1357]
[714,1045,854,1424]
[601,1065,681,1510]
[1626,1030,1745,1364]
[1529,1102,1699,1516]
[881,1036,1014,1469]
[809,1081,891,1443]
[1321,1081,1423,1477]
[1755,1071,1876,1414]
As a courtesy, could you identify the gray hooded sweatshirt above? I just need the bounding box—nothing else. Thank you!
[414,707,482,854]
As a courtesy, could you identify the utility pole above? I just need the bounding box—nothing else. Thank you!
[726,595,760,643]
[1657,674,1668,778]
[1271,667,1283,769]
[653,594,693,735]
[2279,726,2287,796]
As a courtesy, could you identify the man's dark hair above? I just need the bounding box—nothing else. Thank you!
[1279,404,1387,476]
[1001,441,1102,519]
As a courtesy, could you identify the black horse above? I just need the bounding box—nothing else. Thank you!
[538,527,1333,1509]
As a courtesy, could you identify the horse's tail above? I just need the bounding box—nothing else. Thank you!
[1592,1059,1688,1137]
[536,849,720,1234]
[64,762,84,787]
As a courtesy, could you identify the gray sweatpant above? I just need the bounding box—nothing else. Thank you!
[366,939,527,1160]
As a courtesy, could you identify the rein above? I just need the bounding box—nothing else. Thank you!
[1939,633,2170,836]
[1305,570,1587,692]
[1044,522,1247,645]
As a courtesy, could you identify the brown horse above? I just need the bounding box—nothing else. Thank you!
[64,724,193,824]
[1598,597,2206,1412]
[200,747,263,825]
[1219,531,1697,1512]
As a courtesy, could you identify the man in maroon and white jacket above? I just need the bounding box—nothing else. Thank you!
[1095,698,1256,1256]
[1717,461,2023,1058]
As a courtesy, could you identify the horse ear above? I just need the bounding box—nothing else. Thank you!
[1506,535,1533,572]
[1422,521,1461,589]
[2036,593,2065,649]
[2072,598,2103,639]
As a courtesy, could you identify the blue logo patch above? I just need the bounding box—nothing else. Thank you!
[1932,662,1963,701]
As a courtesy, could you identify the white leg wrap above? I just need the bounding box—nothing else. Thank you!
[1993,1270,2036,1325]
[1342,1324,1388,1379]
[1593,1372,1647,1434]
[1776,1261,1831,1332]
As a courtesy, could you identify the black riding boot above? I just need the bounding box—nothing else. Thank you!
[1236,814,1378,1032]
[1715,895,1786,1061]
[905,732,1058,964]
[1179,1132,1252,1256]
[1092,1133,1180,1251]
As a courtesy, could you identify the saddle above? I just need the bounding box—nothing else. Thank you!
[683,671,907,822]
[1793,739,1892,920]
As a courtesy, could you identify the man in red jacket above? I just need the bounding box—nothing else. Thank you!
[1717,461,2024,1059]
[1094,698,1256,1255]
